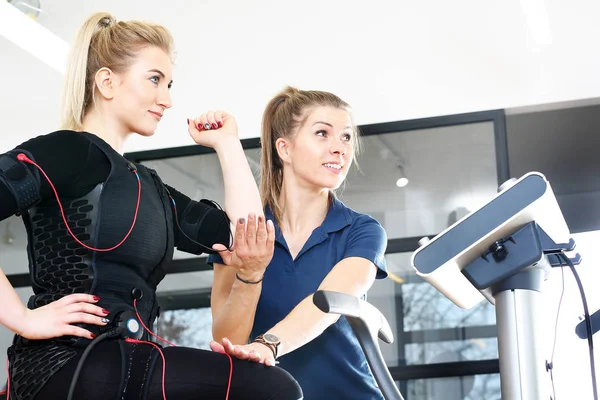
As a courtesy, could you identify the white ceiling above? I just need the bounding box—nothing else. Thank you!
[4,0,600,154]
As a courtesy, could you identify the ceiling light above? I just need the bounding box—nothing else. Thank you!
[396,165,409,188]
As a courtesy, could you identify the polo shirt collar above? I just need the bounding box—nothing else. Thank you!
[266,195,353,249]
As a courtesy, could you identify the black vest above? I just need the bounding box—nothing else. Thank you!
[21,132,175,345]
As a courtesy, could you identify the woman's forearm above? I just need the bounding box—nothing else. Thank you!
[267,294,339,358]
[212,279,262,344]
[213,137,263,222]
[0,266,27,334]
[263,259,378,357]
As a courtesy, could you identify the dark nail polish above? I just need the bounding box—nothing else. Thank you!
[197,124,203,131]
[212,123,218,129]
[238,218,245,224]
[102,309,110,315]
[186,118,190,125]
[91,333,97,339]
[218,121,223,127]
[93,296,100,301]
[258,216,264,223]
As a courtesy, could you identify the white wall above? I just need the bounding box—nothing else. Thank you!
[3,0,600,153]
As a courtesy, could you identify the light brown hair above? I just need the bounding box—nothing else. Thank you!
[260,86,360,226]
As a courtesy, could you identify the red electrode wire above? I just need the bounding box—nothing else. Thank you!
[125,338,167,399]
[133,299,177,348]
[131,300,233,400]
[17,153,140,252]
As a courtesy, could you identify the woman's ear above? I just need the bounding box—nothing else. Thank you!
[275,137,291,164]
[94,67,116,100]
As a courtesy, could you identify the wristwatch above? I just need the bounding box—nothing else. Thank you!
[253,333,281,359]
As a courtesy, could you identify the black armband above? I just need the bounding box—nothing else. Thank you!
[0,150,41,215]
[175,199,231,255]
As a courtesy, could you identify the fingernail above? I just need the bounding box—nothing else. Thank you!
[102,309,110,315]
[238,218,245,224]
[101,318,110,324]
[218,121,223,127]
[91,333,97,339]
[212,123,218,129]
[267,220,274,227]
[204,123,212,130]
[93,296,100,301]
[186,118,190,125]
[249,213,255,220]
[258,216,264,223]
[197,124,204,131]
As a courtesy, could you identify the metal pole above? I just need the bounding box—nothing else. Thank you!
[494,268,549,400]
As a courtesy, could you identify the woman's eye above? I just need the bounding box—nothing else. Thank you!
[150,76,160,84]
[316,130,327,137]
[342,133,352,141]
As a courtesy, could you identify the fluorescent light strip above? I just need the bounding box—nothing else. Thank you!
[0,0,68,74]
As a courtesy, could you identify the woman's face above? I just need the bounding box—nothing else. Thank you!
[279,106,355,191]
[110,46,173,136]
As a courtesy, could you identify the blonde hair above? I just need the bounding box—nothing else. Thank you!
[260,86,360,226]
[60,12,174,130]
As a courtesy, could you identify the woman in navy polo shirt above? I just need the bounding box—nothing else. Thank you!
[208,86,389,399]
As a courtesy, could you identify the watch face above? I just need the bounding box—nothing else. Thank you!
[263,333,279,343]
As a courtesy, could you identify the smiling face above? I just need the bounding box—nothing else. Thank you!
[109,46,173,136]
[277,106,354,190]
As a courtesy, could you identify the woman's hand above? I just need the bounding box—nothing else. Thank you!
[213,213,275,282]
[187,110,238,150]
[210,337,276,366]
[15,294,109,340]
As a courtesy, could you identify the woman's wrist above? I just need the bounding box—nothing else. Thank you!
[211,135,242,154]
[4,304,28,336]
[236,270,264,284]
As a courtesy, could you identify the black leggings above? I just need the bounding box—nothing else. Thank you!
[21,339,302,400]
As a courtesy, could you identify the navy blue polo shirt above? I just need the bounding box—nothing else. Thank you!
[208,197,388,399]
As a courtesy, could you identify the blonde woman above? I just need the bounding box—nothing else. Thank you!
[0,13,301,400]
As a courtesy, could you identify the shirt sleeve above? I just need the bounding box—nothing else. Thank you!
[0,131,99,221]
[206,251,225,267]
[343,215,388,279]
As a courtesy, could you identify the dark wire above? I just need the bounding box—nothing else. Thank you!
[164,187,234,253]
[560,253,597,400]
[67,328,126,400]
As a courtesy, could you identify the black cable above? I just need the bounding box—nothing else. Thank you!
[164,189,234,253]
[560,253,597,400]
[67,327,126,400]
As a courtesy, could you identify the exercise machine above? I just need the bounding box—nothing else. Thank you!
[315,172,588,400]
[412,171,583,400]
